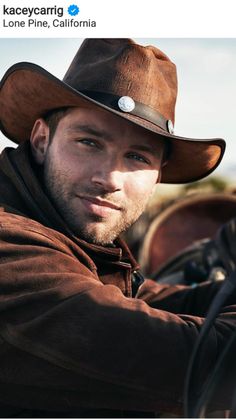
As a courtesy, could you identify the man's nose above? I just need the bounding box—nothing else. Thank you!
[91,158,124,192]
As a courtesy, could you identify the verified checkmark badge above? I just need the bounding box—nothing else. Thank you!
[68,4,80,16]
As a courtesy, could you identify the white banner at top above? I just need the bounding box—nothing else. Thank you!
[0,0,236,38]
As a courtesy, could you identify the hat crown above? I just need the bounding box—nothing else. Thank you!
[63,38,177,124]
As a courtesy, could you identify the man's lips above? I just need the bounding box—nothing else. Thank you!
[80,196,121,209]
[78,195,121,217]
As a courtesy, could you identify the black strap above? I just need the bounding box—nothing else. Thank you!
[80,90,169,132]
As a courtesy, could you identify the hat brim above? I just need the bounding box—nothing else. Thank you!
[0,62,225,184]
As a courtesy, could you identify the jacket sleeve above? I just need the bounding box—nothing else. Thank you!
[136,278,228,316]
[0,217,236,414]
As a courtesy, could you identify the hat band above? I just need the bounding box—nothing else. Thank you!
[80,90,169,132]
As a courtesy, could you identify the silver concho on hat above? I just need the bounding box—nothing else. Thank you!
[167,120,174,134]
[118,96,135,113]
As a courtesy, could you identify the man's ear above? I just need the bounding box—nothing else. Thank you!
[30,119,50,165]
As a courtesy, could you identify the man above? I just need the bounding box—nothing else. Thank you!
[0,38,235,417]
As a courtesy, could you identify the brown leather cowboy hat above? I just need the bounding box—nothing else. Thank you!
[0,38,225,184]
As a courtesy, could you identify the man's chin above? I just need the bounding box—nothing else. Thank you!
[71,224,118,246]
[66,213,136,246]
[77,233,116,247]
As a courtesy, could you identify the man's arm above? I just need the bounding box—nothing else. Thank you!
[0,215,236,414]
[136,278,226,316]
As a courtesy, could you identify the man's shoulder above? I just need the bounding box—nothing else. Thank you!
[0,206,98,274]
[0,206,56,233]
[0,206,76,254]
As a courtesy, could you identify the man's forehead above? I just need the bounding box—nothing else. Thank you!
[66,123,115,142]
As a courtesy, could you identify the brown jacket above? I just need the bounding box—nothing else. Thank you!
[0,141,235,417]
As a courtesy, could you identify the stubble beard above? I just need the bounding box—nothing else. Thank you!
[43,156,147,246]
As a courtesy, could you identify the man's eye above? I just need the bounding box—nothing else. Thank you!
[127,153,149,164]
[78,139,98,147]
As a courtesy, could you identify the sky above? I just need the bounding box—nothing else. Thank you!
[0,38,236,182]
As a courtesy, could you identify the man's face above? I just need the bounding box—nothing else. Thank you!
[31,107,165,245]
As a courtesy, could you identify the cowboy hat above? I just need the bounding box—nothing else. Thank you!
[0,38,225,184]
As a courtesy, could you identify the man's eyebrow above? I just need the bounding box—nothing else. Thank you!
[66,124,113,140]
